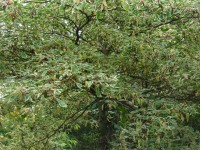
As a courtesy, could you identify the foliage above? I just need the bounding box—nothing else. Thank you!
[0,0,200,149]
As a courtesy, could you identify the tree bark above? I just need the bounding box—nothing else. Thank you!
[98,102,113,150]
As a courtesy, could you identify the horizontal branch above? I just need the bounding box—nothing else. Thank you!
[130,16,200,36]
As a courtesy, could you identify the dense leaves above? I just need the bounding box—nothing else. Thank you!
[0,0,200,149]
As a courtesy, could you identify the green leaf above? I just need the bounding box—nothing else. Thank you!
[57,99,67,108]
[19,52,29,59]
[121,0,129,11]
[96,11,105,20]
[186,113,189,122]
[85,81,93,88]
[95,86,102,97]
[102,0,107,7]
[76,83,82,89]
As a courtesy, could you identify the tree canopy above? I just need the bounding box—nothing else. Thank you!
[0,0,200,149]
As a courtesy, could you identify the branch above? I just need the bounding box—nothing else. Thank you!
[34,100,97,144]
[130,16,200,36]
[23,0,51,3]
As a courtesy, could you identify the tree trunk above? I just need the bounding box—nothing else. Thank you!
[98,102,113,150]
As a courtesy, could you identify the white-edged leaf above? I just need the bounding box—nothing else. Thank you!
[57,99,67,108]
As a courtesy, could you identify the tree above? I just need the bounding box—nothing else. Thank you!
[0,0,200,149]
